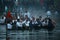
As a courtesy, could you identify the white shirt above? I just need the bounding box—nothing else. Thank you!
[47,11,51,16]
[12,20,17,23]
[25,21,30,27]
[23,20,30,27]
[0,19,5,23]
[4,17,6,20]
[7,23,12,29]
[16,22,23,27]
[17,16,20,19]
[24,12,30,18]
[42,21,47,26]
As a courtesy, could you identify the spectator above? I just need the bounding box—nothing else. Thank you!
[24,11,31,18]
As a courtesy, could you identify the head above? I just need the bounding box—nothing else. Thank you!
[17,19,20,22]
[39,16,42,20]
[25,11,28,13]
[25,15,28,19]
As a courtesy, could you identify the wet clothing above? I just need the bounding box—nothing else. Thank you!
[47,19,55,31]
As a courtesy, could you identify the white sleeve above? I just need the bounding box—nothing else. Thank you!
[7,24,12,29]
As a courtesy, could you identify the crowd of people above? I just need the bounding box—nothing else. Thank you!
[1,10,56,31]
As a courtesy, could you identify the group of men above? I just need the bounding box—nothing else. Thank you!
[2,10,56,31]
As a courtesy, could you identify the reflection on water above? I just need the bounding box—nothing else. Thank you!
[0,25,6,40]
[0,25,60,40]
[7,29,55,40]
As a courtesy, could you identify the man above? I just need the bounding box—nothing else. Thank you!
[24,11,31,18]
[6,10,12,19]
[46,10,51,17]
[7,22,12,30]
[23,15,30,30]
[36,16,42,29]
[16,19,23,30]
[6,10,13,23]
[29,16,36,30]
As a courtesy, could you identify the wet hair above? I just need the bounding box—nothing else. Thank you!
[36,18,39,21]
[17,19,20,22]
